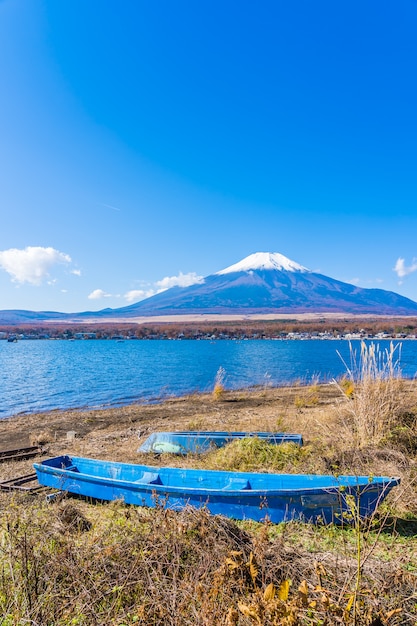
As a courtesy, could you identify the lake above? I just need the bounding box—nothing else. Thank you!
[1,339,416,419]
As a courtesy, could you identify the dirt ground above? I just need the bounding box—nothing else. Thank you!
[0,384,343,480]
[2,382,417,624]
[2,379,416,487]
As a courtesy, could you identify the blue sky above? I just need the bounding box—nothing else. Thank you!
[1,0,417,313]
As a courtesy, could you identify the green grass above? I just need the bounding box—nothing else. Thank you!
[203,438,309,472]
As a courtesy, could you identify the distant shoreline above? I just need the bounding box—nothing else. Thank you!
[3,312,417,327]
[24,312,417,324]
[2,312,417,341]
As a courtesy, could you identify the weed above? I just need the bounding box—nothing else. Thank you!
[294,379,321,410]
[2,379,417,624]
[335,341,409,447]
[212,366,226,401]
[339,376,355,398]
[204,438,308,472]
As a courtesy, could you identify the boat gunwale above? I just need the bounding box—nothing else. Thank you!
[146,431,302,437]
[33,456,400,498]
[139,431,304,454]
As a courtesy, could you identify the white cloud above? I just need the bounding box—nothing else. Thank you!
[124,289,156,303]
[71,269,82,276]
[0,246,72,285]
[155,271,204,291]
[393,257,417,280]
[123,272,204,304]
[88,289,114,300]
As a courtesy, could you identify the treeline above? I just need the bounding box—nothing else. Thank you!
[2,317,417,339]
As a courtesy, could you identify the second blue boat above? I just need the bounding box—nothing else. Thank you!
[138,431,303,454]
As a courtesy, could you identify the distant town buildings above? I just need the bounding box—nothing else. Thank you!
[1,329,416,341]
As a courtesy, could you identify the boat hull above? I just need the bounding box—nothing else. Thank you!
[138,431,303,454]
[34,455,399,524]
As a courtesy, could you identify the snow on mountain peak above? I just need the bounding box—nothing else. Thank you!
[216,252,309,275]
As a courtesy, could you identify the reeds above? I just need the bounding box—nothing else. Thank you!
[212,366,226,400]
[336,341,406,447]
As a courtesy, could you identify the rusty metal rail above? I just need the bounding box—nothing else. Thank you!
[0,472,43,492]
[0,445,44,463]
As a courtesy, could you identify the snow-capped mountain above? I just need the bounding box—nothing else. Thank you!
[216,252,309,274]
[2,252,417,323]
[113,252,417,317]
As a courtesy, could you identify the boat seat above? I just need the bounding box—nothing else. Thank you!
[64,465,80,472]
[222,478,252,490]
[134,472,163,485]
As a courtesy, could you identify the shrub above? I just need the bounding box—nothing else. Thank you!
[336,341,406,447]
[205,438,307,473]
[212,366,226,401]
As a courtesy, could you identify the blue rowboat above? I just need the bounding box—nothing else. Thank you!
[33,455,399,524]
[138,431,303,454]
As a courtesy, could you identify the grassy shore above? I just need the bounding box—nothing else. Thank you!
[1,375,417,624]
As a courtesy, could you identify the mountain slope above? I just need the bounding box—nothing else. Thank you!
[114,252,417,316]
[1,252,417,323]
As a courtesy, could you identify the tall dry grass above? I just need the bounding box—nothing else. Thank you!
[212,366,226,401]
[335,341,408,448]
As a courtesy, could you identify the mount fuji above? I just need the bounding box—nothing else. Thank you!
[2,252,417,324]
[112,252,417,317]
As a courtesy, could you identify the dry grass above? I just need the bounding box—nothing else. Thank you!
[202,439,311,473]
[1,497,416,625]
[212,366,227,401]
[1,376,417,624]
[334,341,409,447]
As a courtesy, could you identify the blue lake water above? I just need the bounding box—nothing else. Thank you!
[1,339,416,419]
